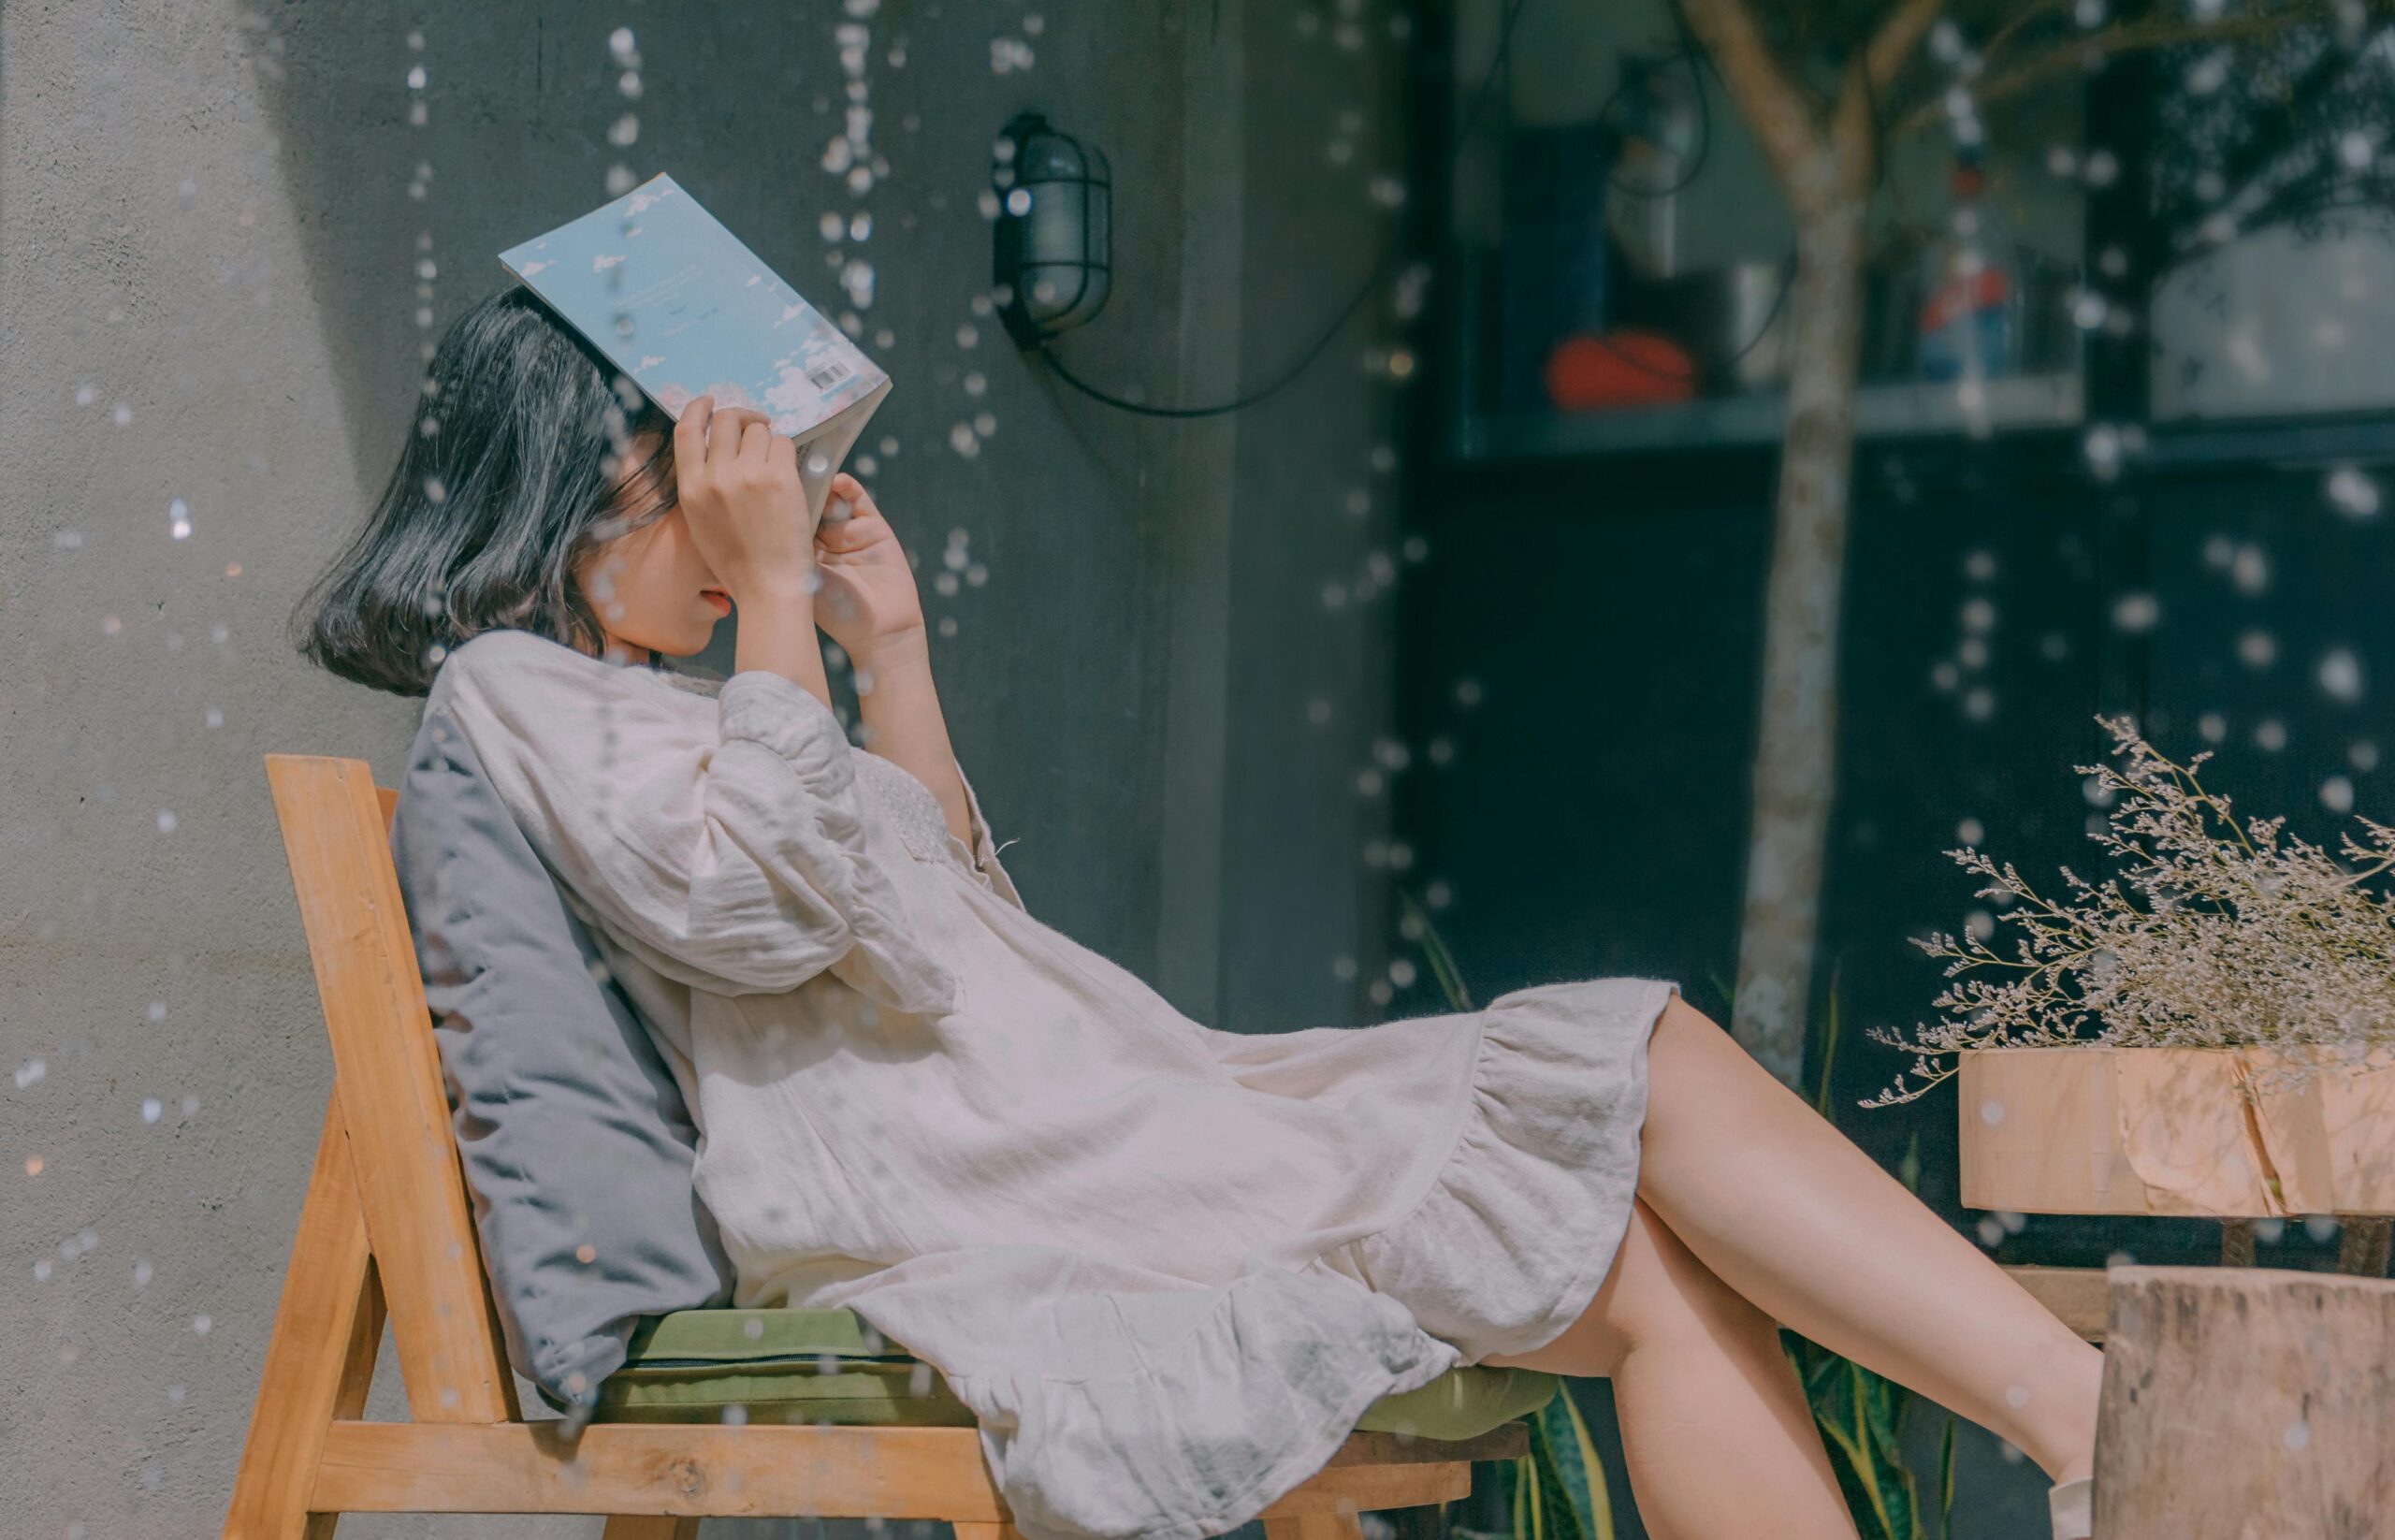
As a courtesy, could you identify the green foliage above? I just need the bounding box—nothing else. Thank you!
[1493,1388,1618,1540]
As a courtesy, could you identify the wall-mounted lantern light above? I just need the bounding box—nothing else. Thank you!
[992,109,1111,350]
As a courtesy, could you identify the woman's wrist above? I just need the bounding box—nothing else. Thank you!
[849,623,931,678]
[728,568,819,609]
[732,586,834,707]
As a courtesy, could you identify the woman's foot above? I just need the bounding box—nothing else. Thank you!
[2048,1476,2093,1540]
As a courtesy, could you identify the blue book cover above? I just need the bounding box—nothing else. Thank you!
[499,172,890,526]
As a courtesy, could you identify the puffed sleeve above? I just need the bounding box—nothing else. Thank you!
[432,629,960,1017]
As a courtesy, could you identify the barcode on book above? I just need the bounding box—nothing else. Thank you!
[806,358,853,391]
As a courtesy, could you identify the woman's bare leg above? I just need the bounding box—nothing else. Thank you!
[1484,1199,1858,1540]
[1629,994,2102,1485]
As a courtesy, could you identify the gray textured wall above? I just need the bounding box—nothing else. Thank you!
[1,1,1416,1534]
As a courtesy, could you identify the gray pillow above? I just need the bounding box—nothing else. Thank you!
[390,702,736,1431]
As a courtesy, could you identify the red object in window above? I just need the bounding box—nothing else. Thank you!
[1545,330,1699,411]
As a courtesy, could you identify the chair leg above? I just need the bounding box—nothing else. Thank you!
[1264,1515,1368,1540]
[222,1091,383,1540]
[600,1519,702,1540]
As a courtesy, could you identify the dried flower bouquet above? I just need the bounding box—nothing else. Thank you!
[1870,715,2395,1108]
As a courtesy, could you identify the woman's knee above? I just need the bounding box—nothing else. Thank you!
[1483,1200,1752,1378]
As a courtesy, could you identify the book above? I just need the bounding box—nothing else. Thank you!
[499,172,890,530]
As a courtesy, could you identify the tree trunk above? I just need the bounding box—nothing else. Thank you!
[1729,169,1868,1089]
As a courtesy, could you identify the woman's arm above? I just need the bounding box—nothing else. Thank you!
[675,395,836,709]
[851,627,969,848]
[809,472,1025,908]
[435,628,962,1014]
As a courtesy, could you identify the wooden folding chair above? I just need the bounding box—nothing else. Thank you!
[223,753,1526,1540]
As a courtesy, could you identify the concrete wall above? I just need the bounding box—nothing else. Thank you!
[1,2,1415,1534]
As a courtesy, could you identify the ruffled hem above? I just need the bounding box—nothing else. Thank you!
[1309,977,1677,1365]
[830,1250,1463,1540]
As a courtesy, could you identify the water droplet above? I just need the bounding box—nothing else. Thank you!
[2110,592,2159,632]
[2327,466,2381,519]
[2319,648,2365,703]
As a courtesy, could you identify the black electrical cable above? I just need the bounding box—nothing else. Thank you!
[1601,0,1715,200]
[1030,0,1531,420]
[1562,0,1810,385]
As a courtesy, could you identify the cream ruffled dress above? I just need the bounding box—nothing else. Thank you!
[429,628,1676,1540]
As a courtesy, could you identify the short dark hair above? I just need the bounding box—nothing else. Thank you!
[289,287,680,696]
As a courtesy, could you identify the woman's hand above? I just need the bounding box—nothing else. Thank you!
[672,395,813,603]
[811,472,927,662]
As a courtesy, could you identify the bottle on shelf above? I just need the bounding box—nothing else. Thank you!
[1916,144,2016,384]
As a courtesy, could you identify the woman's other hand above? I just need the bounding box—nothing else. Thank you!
[674,395,813,604]
[811,472,927,662]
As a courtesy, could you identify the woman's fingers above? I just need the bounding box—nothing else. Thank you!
[707,405,763,470]
[738,416,772,466]
[675,396,715,487]
[815,489,887,550]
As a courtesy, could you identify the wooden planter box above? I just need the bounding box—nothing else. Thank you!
[1957,1046,2395,1218]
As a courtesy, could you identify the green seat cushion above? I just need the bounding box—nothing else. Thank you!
[593,1306,1560,1442]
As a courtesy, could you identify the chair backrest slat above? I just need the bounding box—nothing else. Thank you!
[266,753,514,1424]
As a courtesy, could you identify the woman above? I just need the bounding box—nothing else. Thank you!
[295,289,2099,1540]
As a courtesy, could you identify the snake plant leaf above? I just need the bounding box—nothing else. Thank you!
[1938,1414,1958,1538]
[1484,1391,1618,1540]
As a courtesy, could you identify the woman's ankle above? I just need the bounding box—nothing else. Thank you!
[2020,1340,2102,1485]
